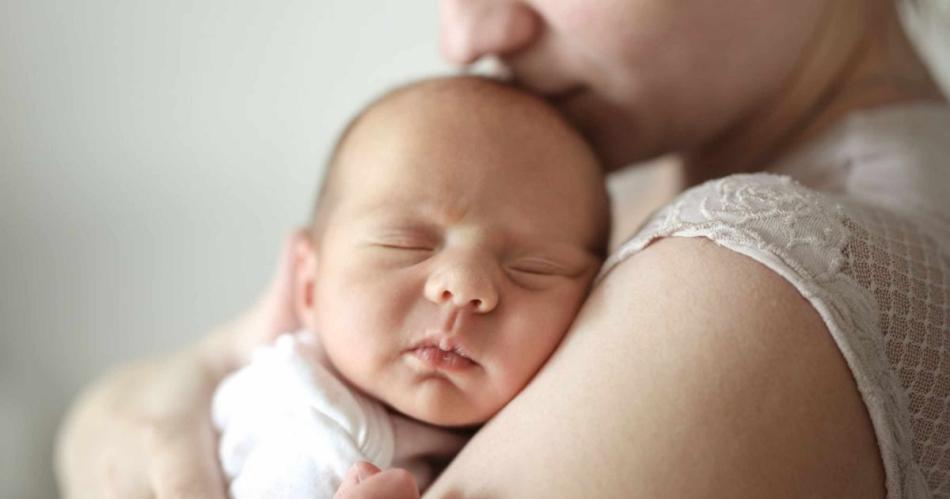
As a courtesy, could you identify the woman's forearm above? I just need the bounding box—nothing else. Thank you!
[55,339,231,499]
[55,231,307,499]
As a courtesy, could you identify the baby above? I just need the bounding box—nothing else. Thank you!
[212,76,610,498]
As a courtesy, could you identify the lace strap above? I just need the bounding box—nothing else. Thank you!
[602,173,932,498]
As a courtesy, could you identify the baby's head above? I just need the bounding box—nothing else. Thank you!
[295,76,609,426]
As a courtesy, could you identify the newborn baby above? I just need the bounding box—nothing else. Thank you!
[212,76,610,498]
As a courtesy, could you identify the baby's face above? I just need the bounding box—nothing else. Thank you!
[299,80,607,426]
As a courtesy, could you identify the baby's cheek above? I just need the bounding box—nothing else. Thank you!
[317,313,377,375]
[491,348,544,399]
[504,307,575,378]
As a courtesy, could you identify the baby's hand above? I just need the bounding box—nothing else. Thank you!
[334,462,419,499]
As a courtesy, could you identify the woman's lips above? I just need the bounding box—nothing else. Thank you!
[410,346,476,371]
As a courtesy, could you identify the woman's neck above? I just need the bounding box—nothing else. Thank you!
[680,0,946,188]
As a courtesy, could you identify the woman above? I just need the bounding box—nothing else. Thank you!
[56,0,949,497]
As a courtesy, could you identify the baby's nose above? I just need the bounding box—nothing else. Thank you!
[424,263,499,313]
[439,0,541,65]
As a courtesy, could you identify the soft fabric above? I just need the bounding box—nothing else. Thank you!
[602,103,950,499]
[212,333,467,499]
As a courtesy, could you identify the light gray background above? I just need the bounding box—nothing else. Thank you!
[1,2,443,497]
[1,1,947,497]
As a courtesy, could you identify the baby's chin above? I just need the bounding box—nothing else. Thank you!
[382,384,499,428]
[405,409,486,429]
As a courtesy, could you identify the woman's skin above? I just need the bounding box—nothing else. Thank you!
[56,233,305,499]
[56,0,946,498]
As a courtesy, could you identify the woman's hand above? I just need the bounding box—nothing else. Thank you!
[55,350,229,499]
[55,230,309,499]
[334,462,420,499]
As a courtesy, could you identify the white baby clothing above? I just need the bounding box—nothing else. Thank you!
[604,103,950,498]
[212,332,468,499]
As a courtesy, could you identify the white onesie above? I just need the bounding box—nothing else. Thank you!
[212,332,468,499]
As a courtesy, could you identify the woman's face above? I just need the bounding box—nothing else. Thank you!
[440,0,831,168]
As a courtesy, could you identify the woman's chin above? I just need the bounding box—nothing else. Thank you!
[559,92,656,169]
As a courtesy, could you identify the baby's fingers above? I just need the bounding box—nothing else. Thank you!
[335,465,418,499]
[335,461,381,497]
[146,420,227,499]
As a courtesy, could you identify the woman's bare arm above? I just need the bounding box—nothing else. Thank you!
[56,344,229,499]
[425,237,886,498]
[55,231,307,499]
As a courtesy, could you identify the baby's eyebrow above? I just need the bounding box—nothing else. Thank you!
[529,229,606,261]
[360,212,435,229]
[354,215,447,240]
[349,205,418,223]
[354,200,442,220]
[510,237,602,266]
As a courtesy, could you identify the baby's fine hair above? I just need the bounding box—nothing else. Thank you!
[307,75,595,240]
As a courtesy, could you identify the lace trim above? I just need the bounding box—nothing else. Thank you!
[600,173,932,498]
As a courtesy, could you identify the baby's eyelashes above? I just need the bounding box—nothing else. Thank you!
[376,242,435,252]
[507,263,562,276]
[506,254,589,276]
[362,236,438,267]
[369,230,440,252]
[503,257,586,290]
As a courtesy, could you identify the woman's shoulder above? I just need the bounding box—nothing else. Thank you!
[604,173,851,282]
[588,234,890,498]
[601,168,944,497]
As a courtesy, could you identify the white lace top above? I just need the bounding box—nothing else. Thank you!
[603,103,950,499]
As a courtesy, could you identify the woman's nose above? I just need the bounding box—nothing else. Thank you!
[424,260,499,313]
[439,0,541,65]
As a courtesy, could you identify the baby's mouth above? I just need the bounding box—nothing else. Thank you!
[406,330,479,372]
[410,345,476,371]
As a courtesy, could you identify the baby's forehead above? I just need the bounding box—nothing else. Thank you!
[311,77,610,259]
[336,79,600,193]
[340,77,574,155]
[371,76,556,119]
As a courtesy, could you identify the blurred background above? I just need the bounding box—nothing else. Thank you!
[1,1,442,497]
[0,1,947,497]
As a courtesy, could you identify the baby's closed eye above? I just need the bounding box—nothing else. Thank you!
[504,257,587,290]
[369,228,440,251]
[507,259,565,276]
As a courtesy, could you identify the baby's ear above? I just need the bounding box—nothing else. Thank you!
[291,234,319,330]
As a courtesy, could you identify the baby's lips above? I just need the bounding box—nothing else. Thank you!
[410,345,477,371]
[410,330,477,361]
